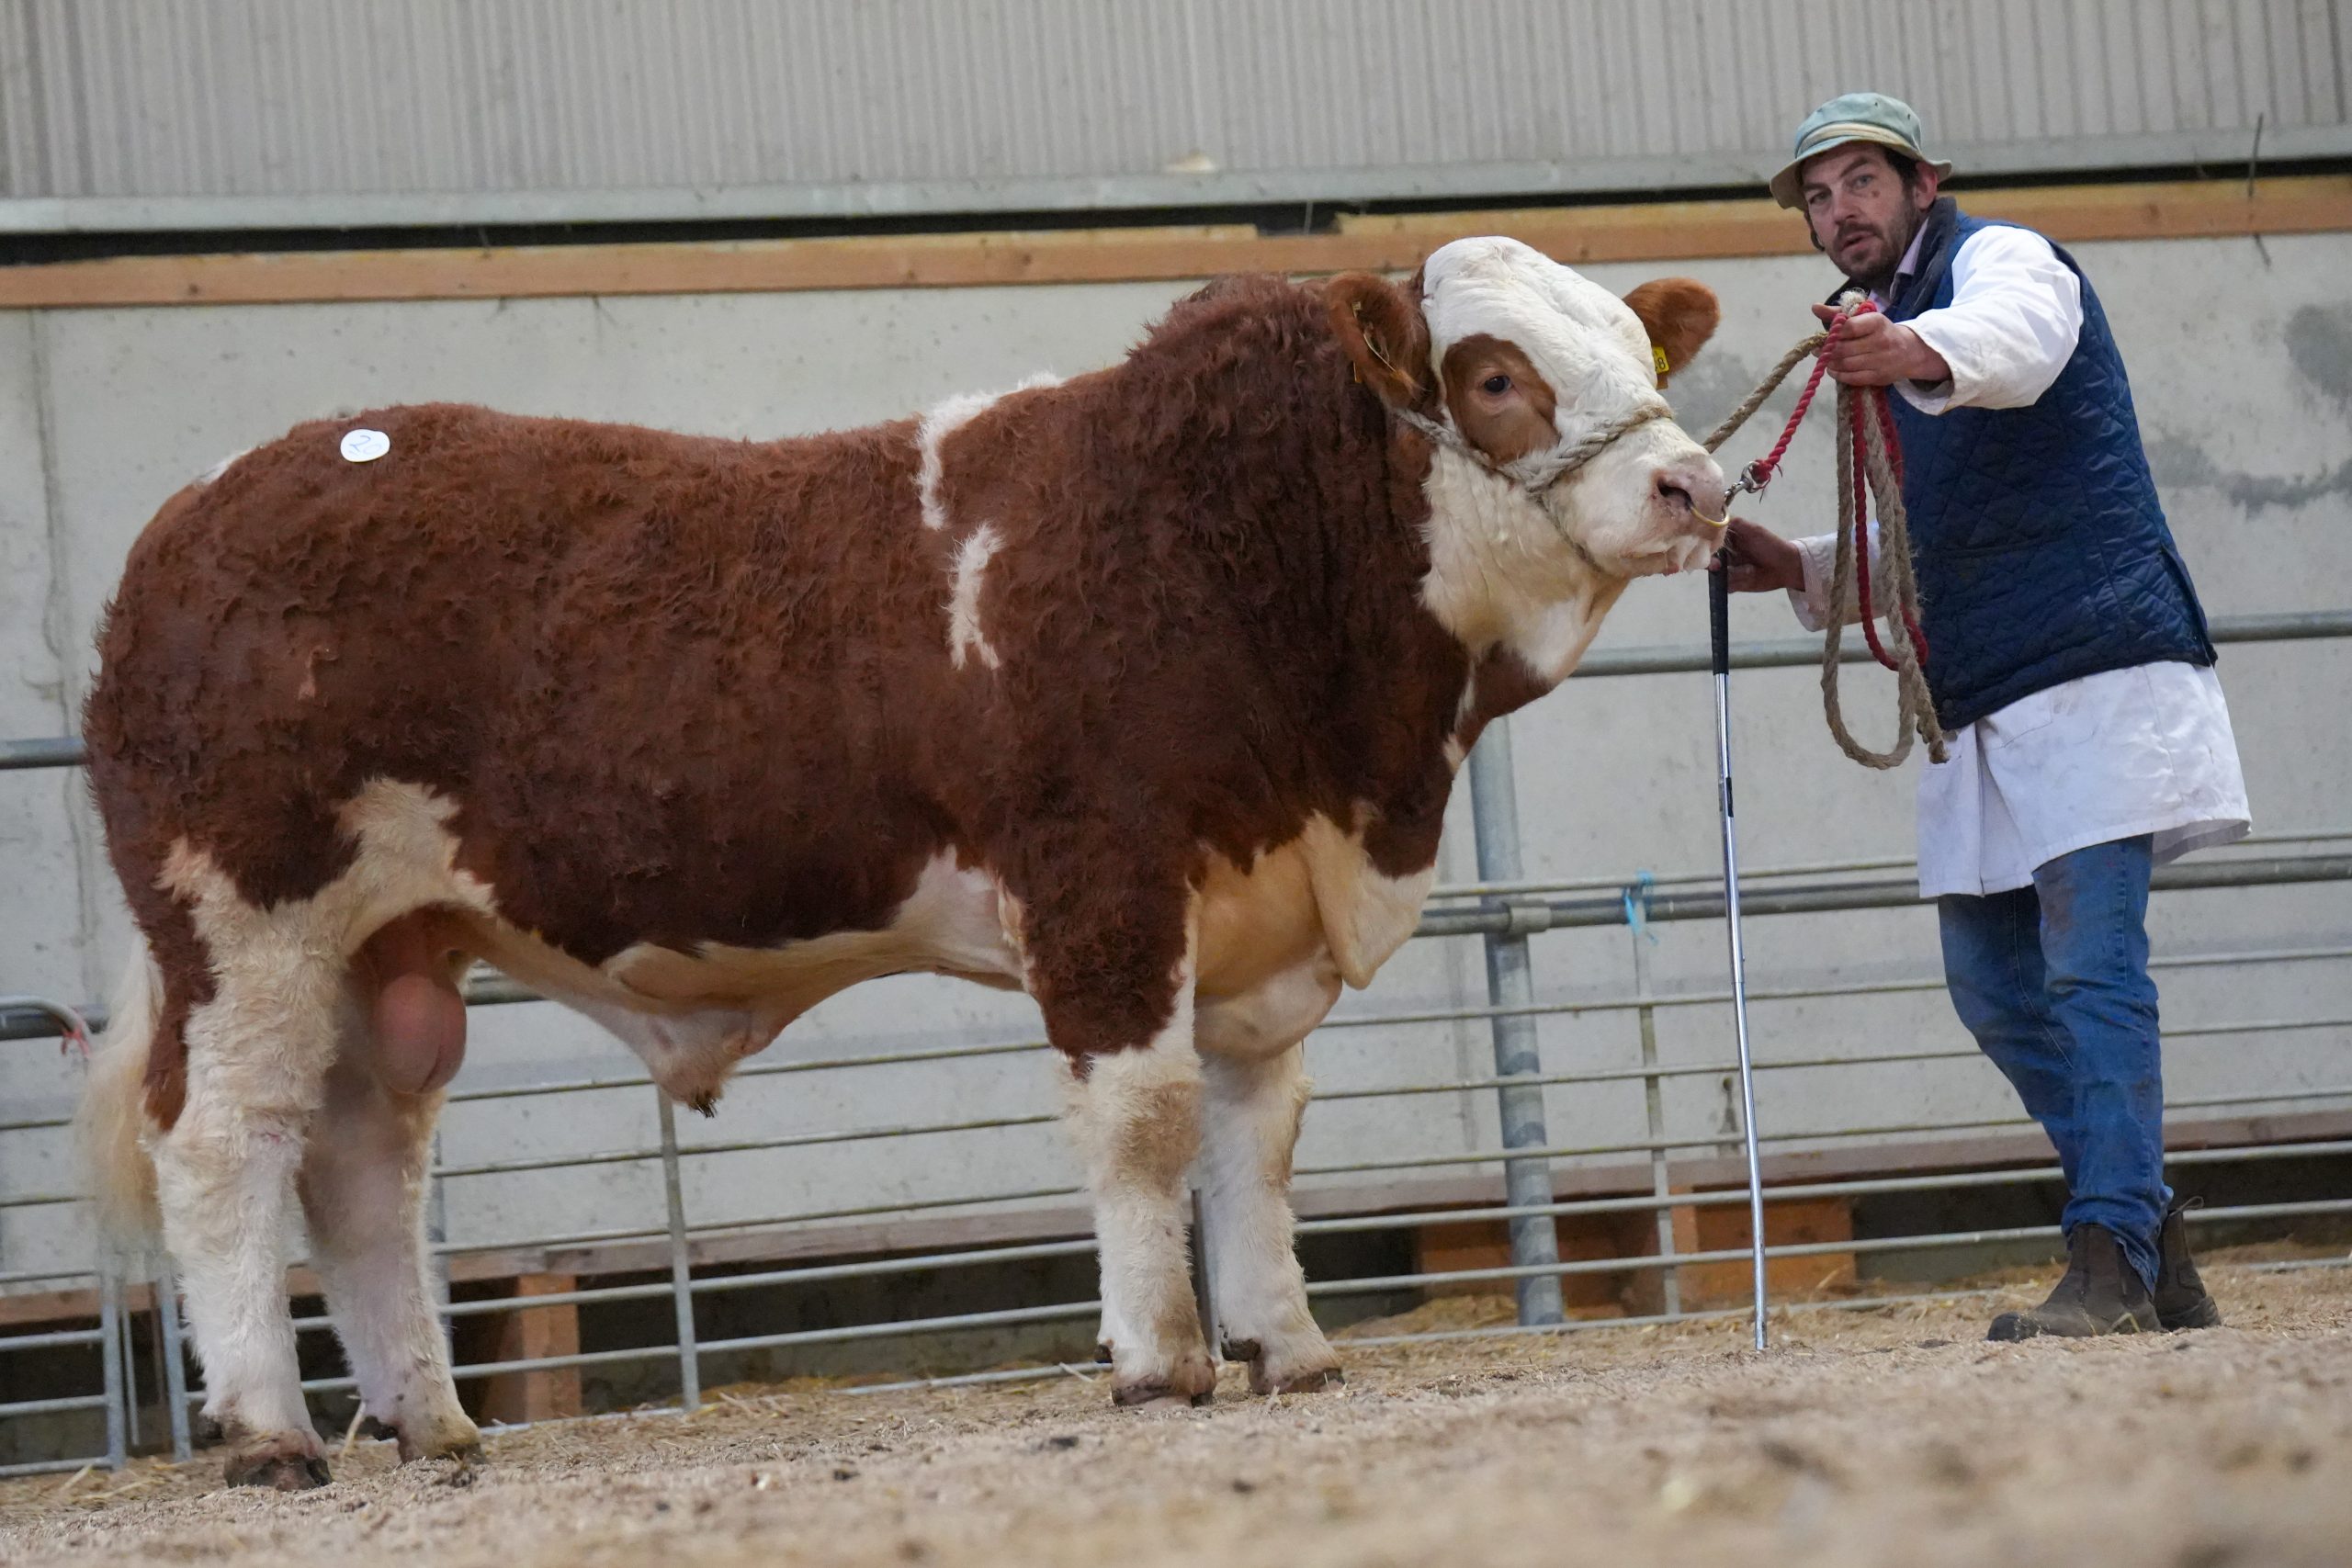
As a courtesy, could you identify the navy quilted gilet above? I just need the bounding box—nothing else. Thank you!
[1881,200,2215,730]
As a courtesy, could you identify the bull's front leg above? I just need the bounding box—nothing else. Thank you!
[1194,958,1347,1395]
[1197,1045,1341,1393]
[1043,902,1216,1407]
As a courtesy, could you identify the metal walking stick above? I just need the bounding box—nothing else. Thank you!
[1709,566,1771,1351]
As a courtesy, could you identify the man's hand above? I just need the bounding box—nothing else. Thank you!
[1811,303,1951,388]
[1712,517,1805,594]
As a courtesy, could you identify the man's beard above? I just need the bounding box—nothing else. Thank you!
[1828,206,1924,291]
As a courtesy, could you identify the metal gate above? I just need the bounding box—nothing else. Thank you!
[3,615,2348,1473]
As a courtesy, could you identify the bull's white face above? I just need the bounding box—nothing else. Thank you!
[1417,235,1726,583]
[1326,236,1726,683]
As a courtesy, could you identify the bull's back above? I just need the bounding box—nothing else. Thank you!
[87,402,953,963]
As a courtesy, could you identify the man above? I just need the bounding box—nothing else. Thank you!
[1719,93,2250,1339]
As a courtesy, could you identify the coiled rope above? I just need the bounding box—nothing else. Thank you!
[1700,295,1949,769]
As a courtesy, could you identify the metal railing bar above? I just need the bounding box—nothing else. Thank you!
[432,1112,1067,1181]
[0,1326,107,1351]
[693,1298,1102,1358]
[1306,1049,1981,1101]
[1312,1018,2352,1102]
[685,1236,1099,1298]
[0,1393,112,1418]
[0,1454,119,1479]
[2239,1256,2352,1273]
[162,1342,710,1404]
[1306,1197,2352,1297]
[1295,1088,2352,1179]
[0,1265,101,1286]
[441,1036,1055,1105]
[842,1363,1104,1397]
[1304,950,2352,1040]
[1337,1286,2016,1348]
[295,1341,691,1393]
[436,1281,678,1318]
[1430,857,1918,901]
[1303,976,1951,1034]
[1422,829,2352,904]
[429,1182,1091,1258]
[1567,610,2352,682]
[1409,856,2352,940]
[1292,1137,2352,1238]
[432,1147,663,1180]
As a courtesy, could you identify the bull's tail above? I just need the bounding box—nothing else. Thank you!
[76,947,164,1243]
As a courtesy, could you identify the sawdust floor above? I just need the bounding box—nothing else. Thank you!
[6,1247,2351,1568]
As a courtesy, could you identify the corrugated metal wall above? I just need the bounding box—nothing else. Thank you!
[2,1,2348,229]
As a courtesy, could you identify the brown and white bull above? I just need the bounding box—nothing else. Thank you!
[79,237,1724,1488]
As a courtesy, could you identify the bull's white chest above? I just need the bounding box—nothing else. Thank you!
[1197,814,1435,997]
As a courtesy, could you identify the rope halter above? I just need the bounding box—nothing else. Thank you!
[1392,398,1677,498]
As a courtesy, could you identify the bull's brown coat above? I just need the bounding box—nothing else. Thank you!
[85,272,1561,1125]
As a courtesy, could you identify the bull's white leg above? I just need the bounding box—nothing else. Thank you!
[297,1009,480,1464]
[152,942,345,1489]
[1198,1045,1341,1393]
[1058,936,1216,1406]
[1093,1278,1136,1368]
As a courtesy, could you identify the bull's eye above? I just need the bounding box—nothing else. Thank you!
[1480,374,1511,396]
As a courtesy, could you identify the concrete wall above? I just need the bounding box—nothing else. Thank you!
[4,230,2348,1278]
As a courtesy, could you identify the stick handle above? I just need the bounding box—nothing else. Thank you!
[1709,561,1731,677]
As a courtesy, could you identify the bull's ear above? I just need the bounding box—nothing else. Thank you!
[1324,271,1433,409]
[1623,277,1721,386]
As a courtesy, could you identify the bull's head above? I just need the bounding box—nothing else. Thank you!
[1325,237,1726,673]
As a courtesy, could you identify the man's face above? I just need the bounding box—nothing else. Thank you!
[1800,145,1939,288]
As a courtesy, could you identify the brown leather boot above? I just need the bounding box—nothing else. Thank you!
[1987,1223,2160,1341]
[2153,1196,2223,1330]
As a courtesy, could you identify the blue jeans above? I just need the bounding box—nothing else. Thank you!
[1936,836,2165,1289]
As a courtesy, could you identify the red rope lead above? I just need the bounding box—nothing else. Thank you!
[1734,299,1931,674]
[1740,310,1850,494]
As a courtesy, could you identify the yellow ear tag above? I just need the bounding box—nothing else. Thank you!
[1651,343,1671,378]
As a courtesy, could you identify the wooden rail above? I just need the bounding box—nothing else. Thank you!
[2,175,2346,310]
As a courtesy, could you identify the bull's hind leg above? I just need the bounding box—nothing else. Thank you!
[1197,1044,1341,1393]
[150,919,346,1488]
[297,989,479,1464]
[1045,910,1216,1407]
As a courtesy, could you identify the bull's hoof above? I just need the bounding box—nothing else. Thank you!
[223,1436,332,1491]
[1225,1333,1344,1396]
[394,1413,484,1465]
[1254,1364,1344,1396]
[1111,1348,1217,1409]
[1113,1382,1216,1410]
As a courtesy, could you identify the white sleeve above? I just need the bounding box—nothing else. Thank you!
[1896,226,2083,413]
[1785,521,1895,633]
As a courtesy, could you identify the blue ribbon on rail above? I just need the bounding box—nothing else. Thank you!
[1621,870,1658,943]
